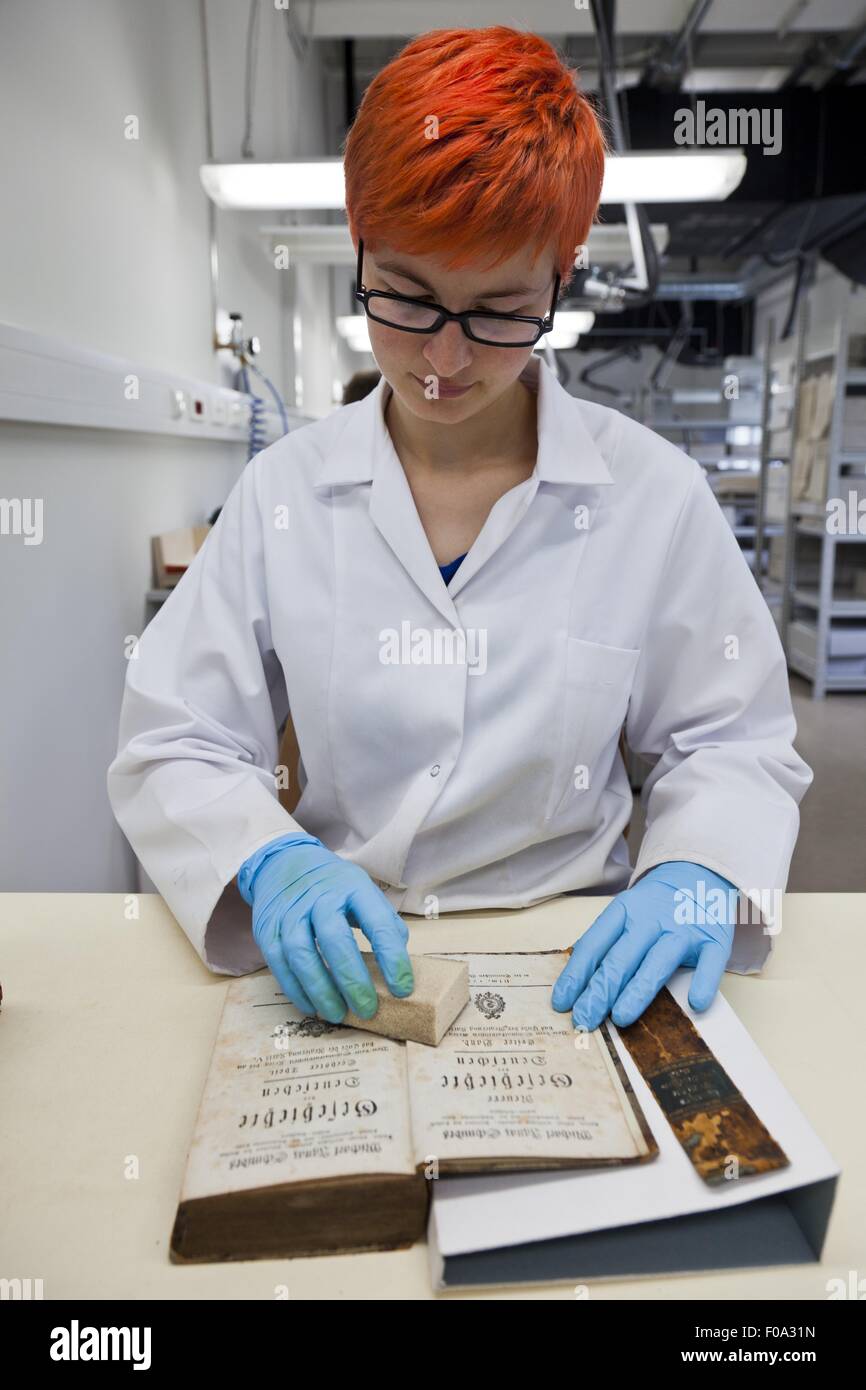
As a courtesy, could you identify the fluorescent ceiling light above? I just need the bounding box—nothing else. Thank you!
[585,223,669,263]
[601,151,746,203]
[202,151,746,211]
[259,222,669,267]
[683,68,788,92]
[201,160,345,210]
[671,389,723,404]
[260,224,356,262]
[574,69,643,93]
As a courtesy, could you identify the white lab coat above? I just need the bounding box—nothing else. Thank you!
[107,354,812,978]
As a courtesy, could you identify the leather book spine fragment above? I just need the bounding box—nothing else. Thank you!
[616,987,789,1185]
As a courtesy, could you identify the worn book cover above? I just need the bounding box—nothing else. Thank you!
[616,986,789,1184]
[169,951,658,1263]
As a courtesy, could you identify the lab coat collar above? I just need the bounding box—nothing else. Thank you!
[315,352,614,489]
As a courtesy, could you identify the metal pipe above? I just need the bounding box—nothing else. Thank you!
[589,0,659,299]
[642,0,714,87]
[654,279,749,300]
[824,18,866,84]
[836,18,866,68]
[668,0,715,69]
[777,0,810,41]
[343,39,356,132]
[590,0,625,148]
[579,344,642,401]
[650,302,694,390]
[654,257,797,301]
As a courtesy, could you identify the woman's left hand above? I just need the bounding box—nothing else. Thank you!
[552,861,738,1030]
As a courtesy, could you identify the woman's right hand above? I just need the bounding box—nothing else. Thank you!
[237,834,414,1022]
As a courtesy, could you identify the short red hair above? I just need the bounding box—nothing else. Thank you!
[343,27,606,291]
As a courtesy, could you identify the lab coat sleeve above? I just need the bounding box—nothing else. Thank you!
[106,453,305,976]
[624,459,813,974]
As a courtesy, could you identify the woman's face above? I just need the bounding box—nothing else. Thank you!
[361,240,558,422]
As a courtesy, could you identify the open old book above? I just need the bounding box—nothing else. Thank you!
[170,951,658,1262]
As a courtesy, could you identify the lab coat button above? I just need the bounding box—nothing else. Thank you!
[430,764,441,777]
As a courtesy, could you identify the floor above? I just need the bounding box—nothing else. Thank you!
[626,674,866,892]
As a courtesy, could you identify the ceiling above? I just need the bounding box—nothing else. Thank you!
[309,0,866,90]
[287,0,866,354]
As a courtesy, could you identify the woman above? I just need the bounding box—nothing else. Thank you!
[108,27,811,1033]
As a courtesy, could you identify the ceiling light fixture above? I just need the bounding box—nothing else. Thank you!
[200,151,747,210]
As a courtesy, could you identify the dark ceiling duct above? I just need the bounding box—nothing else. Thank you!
[823,216,866,284]
[342,38,356,134]
[782,16,866,88]
[610,86,866,280]
[641,0,714,90]
[622,87,864,202]
[577,299,753,362]
[589,0,660,306]
[822,19,866,86]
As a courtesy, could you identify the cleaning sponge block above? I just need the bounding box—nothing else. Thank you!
[341,954,469,1046]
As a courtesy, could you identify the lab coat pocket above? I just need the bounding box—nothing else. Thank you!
[544,636,641,825]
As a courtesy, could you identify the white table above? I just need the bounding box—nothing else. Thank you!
[1,891,862,1299]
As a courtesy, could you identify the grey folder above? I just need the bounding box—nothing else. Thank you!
[428,974,840,1292]
[430,1177,837,1289]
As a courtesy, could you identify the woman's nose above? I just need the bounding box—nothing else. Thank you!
[422,319,474,378]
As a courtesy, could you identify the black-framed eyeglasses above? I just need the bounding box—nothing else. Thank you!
[354,238,560,348]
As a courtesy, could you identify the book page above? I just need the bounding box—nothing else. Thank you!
[180,972,415,1201]
[407,953,653,1168]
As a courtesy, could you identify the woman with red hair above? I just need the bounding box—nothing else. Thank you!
[109,28,810,1037]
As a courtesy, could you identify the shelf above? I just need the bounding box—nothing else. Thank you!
[699,457,761,466]
[805,350,835,365]
[649,419,759,430]
[787,651,866,689]
[792,588,866,617]
[767,297,866,695]
[795,523,866,543]
[824,674,866,689]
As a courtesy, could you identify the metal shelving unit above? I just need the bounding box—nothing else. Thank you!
[641,361,767,574]
[778,286,866,697]
[754,312,809,629]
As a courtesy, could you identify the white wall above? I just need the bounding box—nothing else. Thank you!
[0,0,328,892]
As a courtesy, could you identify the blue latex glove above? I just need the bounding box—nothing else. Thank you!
[552,861,738,1030]
[237,833,413,1024]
